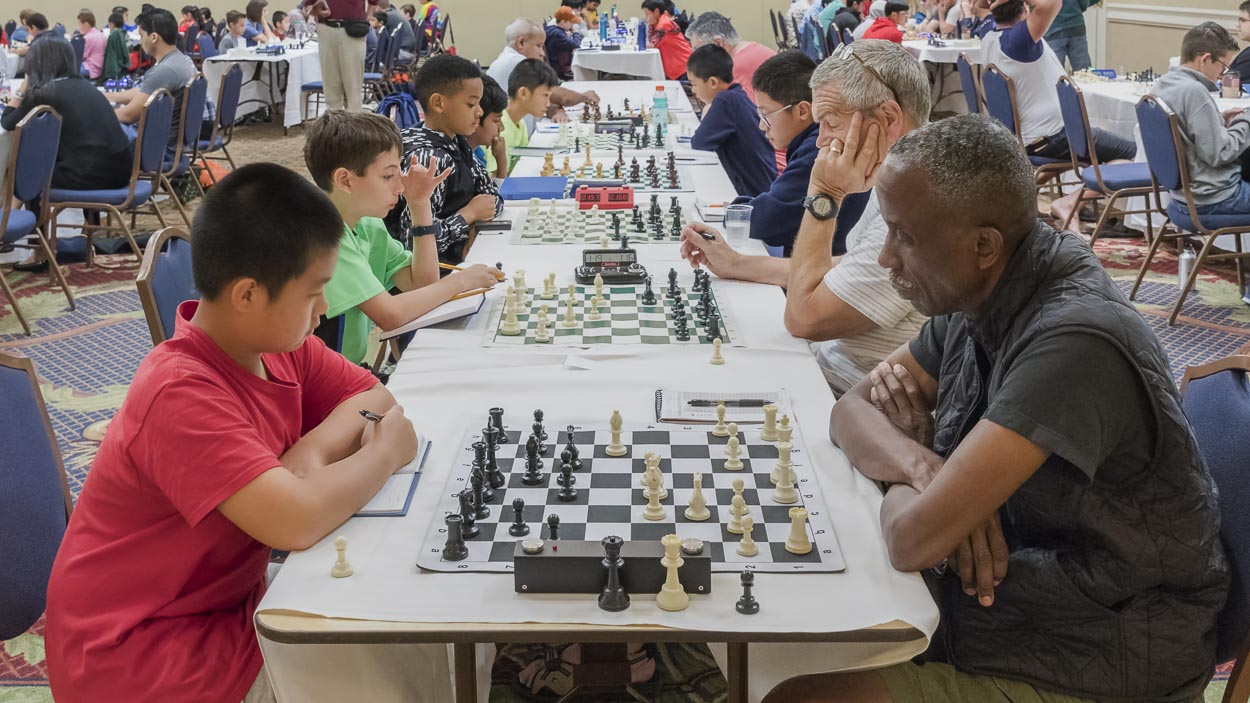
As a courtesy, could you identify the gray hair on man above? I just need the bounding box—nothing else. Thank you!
[887,114,1037,234]
[810,39,931,129]
[686,12,739,46]
[504,17,543,45]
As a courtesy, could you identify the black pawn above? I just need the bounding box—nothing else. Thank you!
[533,409,548,440]
[471,472,490,519]
[532,423,547,454]
[522,435,545,485]
[458,491,480,539]
[641,276,657,306]
[736,570,760,614]
[508,498,530,537]
[556,457,578,502]
[490,407,507,443]
[443,515,468,561]
[598,536,630,612]
[675,321,690,342]
[564,425,583,470]
[667,268,679,295]
[547,513,561,541]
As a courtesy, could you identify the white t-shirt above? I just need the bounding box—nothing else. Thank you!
[981,22,1066,144]
[486,45,526,91]
[811,192,928,394]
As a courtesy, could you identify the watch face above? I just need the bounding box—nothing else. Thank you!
[812,196,833,217]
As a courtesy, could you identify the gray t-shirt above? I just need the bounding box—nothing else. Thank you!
[217,33,239,52]
[141,50,197,153]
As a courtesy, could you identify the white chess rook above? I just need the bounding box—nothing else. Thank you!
[785,507,813,555]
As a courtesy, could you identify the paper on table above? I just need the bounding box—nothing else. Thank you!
[379,294,486,340]
[655,389,791,424]
[354,436,428,516]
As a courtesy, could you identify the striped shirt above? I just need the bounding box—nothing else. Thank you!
[811,192,927,393]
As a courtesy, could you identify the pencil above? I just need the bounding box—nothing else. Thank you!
[359,410,384,423]
[450,287,491,301]
[438,263,464,271]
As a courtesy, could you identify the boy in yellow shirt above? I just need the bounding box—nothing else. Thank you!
[488,58,560,174]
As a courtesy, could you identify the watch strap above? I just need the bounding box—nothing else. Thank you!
[410,221,441,238]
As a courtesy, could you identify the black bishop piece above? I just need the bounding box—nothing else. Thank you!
[521,434,545,485]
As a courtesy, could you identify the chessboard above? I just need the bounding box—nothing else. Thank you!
[536,121,679,153]
[531,150,692,192]
[484,268,737,347]
[415,413,846,574]
[511,194,689,245]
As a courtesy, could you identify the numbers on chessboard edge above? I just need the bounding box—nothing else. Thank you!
[458,564,469,569]
[823,550,832,554]
[815,529,825,535]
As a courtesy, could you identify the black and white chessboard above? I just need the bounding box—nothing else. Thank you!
[511,197,689,245]
[484,275,737,347]
[416,421,846,574]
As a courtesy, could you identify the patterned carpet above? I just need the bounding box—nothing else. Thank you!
[2,120,1248,700]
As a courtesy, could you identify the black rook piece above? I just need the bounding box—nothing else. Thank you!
[443,515,468,561]
[598,536,630,611]
[508,498,530,537]
[547,513,561,541]
[736,570,760,614]
[458,491,480,539]
[490,408,507,443]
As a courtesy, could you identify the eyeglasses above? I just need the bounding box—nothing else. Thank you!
[757,103,794,128]
[1215,57,1233,76]
[831,44,899,104]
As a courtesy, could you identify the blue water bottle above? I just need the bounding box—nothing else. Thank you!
[637,19,647,51]
[600,16,607,43]
[652,85,668,135]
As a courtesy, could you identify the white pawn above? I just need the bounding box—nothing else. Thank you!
[760,404,779,442]
[726,422,739,440]
[724,436,744,471]
[785,507,813,555]
[606,409,627,456]
[711,401,729,437]
[541,273,557,300]
[566,283,577,306]
[710,337,725,365]
[684,472,710,521]
[656,534,689,611]
[535,314,552,343]
[331,535,354,578]
[736,517,759,557]
[726,494,748,534]
[586,298,602,321]
[643,472,667,521]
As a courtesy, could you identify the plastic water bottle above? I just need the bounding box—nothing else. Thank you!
[1178,245,1197,286]
[637,19,647,51]
[600,16,607,44]
[652,85,668,134]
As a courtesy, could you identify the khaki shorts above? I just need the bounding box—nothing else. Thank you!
[241,666,276,703]
[876,662,1100,703]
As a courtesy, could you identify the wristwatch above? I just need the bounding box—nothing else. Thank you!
[803,193,840,221]
[409,222,441,238]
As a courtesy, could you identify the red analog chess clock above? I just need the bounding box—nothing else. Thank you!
[576,186,634,211]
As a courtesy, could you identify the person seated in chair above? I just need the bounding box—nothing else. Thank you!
[1154,23,1250,217]
[764,113,1228,703]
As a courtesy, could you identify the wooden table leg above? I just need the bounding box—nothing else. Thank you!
[453,642,477,703]
[726,642,749,703]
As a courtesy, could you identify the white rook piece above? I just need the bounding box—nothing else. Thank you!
[760,404,779,442]
[786,507,813,555]
[656,534,689,611]
[331,536,354,578]
[606,410,627,456]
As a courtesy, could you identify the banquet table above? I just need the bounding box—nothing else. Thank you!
[2,51,18,80]
[251,80,939,703]
[203,43,322,130]
[572,47,666,82]
[902,38,983,65]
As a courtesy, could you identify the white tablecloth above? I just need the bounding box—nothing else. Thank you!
[2,52,18,80]
[203,44,322,129]
[572,48,665,82]
[257,238,939,702]
[902,38,982,65]
[561,80,695,114]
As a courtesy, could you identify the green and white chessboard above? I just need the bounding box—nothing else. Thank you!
[511,199,690,245]
[484,279,737,347]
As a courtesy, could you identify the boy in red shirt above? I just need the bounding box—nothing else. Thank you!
[861,1,909,43]
[641,0,692,80]
[45,163,423,702]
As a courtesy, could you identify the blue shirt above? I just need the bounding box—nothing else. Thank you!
[11,27,29,43]
[243,20,264,46]
[732,122,870,255]
[690,83,776,198]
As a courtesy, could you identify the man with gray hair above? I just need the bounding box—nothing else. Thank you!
[765,114,1228,703]
[683,40,930,394]
[486,16,599,121]
[686,11,775,101]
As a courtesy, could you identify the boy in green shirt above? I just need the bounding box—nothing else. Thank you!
[490,58,560,174]
[306,110,504,364]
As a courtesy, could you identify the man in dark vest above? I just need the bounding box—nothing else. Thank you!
[764,114,1229,702]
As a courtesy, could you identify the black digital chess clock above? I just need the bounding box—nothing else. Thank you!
[575,248,648,284]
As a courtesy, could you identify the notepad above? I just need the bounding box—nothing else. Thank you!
[355,436,431,516]
[379,294,486,340]
[654,389,790,424]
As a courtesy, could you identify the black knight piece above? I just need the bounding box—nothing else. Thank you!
[471,471,490,519]
[475,463,494,502]
[443,515,468,561]
[508,497,530,537]
[598,536,630,611]
[458,490,480,539]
